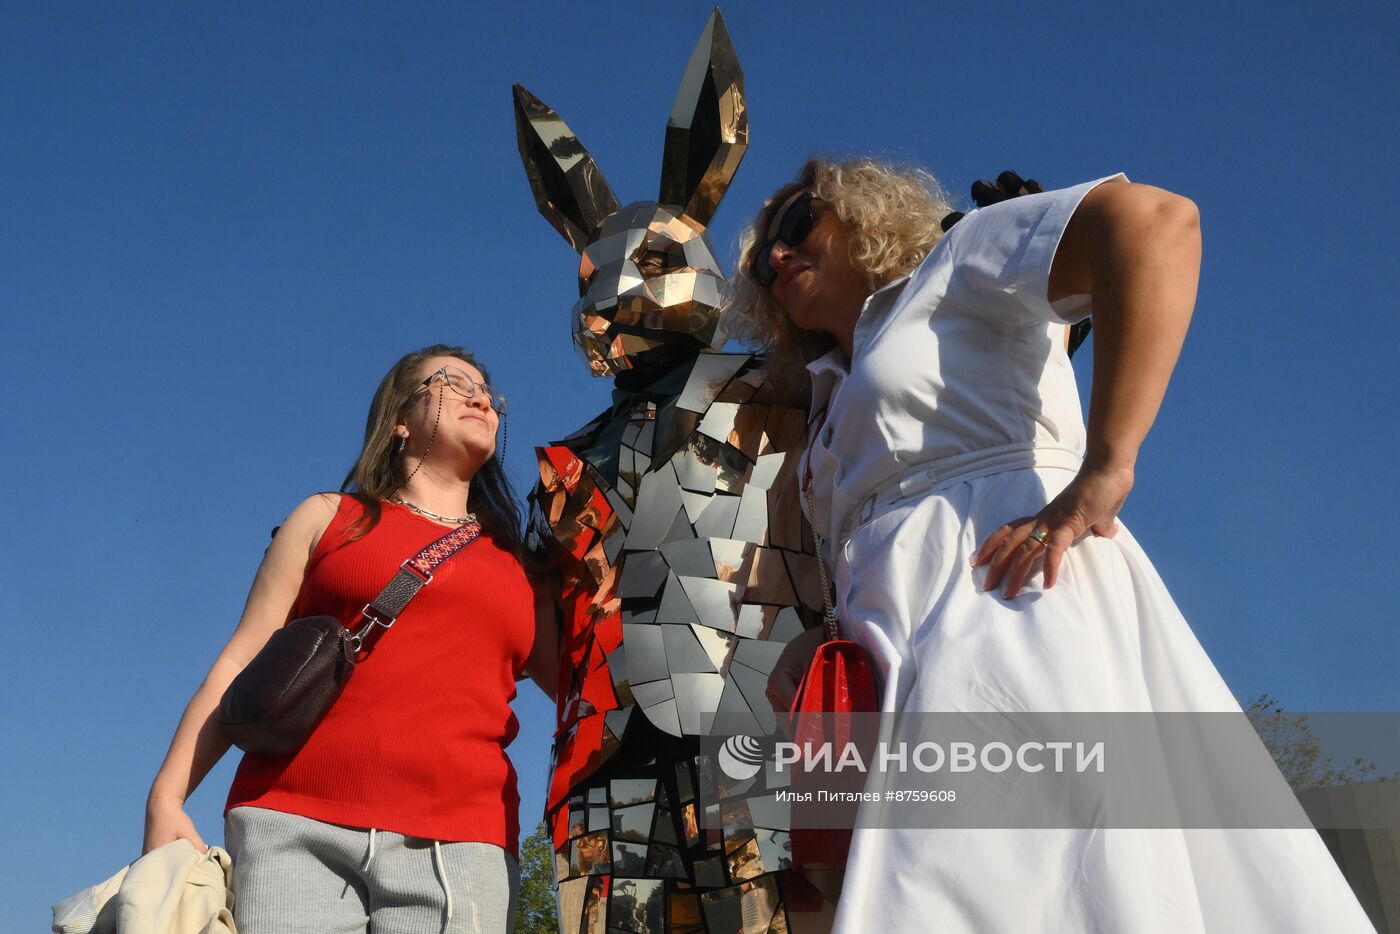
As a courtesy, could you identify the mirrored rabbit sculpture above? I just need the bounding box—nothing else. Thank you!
[515,11,838,932]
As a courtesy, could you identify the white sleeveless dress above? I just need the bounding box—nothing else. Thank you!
[798,177,1375,933]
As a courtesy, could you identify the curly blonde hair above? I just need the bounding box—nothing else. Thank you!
[726,157,953,394]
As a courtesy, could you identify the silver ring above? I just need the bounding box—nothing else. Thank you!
[1027,525,1050,546]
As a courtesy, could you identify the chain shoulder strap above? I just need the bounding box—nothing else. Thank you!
[804,482,841,643]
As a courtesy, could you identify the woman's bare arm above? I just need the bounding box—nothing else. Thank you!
[977,181,1202,597]
[522,575,561,702]
[1049,180,1202,476]
[143,493,338,853]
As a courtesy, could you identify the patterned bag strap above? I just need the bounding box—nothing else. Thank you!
[350,519,483,649]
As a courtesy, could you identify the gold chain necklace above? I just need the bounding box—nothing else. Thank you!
[390,497,476,525]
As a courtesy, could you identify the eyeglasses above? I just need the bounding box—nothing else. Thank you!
[417,365,508,415]
[750,190,816,288]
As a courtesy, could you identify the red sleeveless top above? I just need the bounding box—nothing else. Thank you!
[226,496,534,856]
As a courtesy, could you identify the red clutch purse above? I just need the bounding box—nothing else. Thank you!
[790,637,879,752]
[788,636,879,869]
[788,483,880,869]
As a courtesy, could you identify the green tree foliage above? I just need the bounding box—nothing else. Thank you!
[1243,694,1394,793]
[514,821,558,934]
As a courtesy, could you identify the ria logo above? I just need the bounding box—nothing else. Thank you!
[717,735,766,781]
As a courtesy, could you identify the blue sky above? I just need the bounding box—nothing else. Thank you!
[3,1,1397,926]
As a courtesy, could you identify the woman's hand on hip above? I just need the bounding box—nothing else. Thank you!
[144,793,208,854]
[972,463,1135,599]
[766,625,829,721]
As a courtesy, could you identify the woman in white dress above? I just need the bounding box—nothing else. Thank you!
[727,159,1375,933]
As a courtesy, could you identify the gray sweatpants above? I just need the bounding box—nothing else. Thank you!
[225,806,518,934]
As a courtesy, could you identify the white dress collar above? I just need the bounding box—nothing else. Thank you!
[804,272,913,381]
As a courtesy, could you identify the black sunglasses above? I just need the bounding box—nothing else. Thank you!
[750,190,816,288]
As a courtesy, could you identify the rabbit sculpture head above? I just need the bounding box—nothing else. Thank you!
[513,10,747,378]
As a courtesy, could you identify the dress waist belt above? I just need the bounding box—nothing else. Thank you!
[841,443,1084,541]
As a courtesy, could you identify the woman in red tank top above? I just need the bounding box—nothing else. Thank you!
[143,345,557,933]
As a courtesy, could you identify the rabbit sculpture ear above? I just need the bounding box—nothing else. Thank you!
[513,84,620,253]
[658,9,748,228]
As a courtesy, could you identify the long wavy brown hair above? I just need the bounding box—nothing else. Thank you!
[339,344,523,556]
[725,157,953,394]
